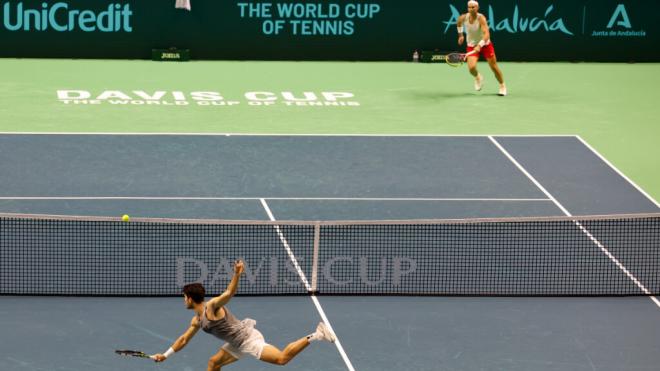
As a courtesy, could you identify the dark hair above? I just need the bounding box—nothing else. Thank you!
[182,283,205,303]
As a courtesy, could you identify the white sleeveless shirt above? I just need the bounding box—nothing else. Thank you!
[464,14,490,47]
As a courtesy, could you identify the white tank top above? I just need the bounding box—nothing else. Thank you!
[464,14,490,47]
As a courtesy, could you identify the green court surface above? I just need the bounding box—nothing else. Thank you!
[1,58,659,203]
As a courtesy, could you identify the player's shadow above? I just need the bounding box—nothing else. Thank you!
[401,90,481,101]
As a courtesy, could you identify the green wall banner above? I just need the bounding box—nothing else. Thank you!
[0,0,656,61]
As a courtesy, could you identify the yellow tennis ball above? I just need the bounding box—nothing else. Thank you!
[122,214,130,222]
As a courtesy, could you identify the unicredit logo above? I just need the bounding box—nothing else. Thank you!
[2,2,133,32]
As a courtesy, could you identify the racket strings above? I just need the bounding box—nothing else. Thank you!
[446,53,466,65]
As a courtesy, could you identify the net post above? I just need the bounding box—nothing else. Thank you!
[311,222,320,293]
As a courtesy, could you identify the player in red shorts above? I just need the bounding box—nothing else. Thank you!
[456,0,507,96]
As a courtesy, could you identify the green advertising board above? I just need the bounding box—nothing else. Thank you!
[0,0,656,61]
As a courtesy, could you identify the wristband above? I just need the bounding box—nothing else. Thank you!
[163,347,175,358]
[478,40,486,48]
[457,26,464,33]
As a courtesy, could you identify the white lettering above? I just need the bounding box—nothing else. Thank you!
[133,91,167,100]
[191,92,224,101]
[96,90,132,100]
[322,92,354,101]
[245,92,277,101]
[57,90,90,99]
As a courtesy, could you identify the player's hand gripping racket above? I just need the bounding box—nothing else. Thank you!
[443,50,478,67]
[115,350,155,359]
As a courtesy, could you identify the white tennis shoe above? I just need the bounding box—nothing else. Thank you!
[474,73,483,91]
[498,84,507,96]
[314,322,336,343]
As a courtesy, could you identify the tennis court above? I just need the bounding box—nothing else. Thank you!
[2,37,660,370]
[0,133,658,219]
[1,130,659,370]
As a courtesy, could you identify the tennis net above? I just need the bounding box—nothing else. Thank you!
[1,213,659,296]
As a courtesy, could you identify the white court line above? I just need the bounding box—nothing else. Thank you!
[576,135,660,209]
[489,136,660,308]
[260,199,356,371]
[0,196,551,202]
[259,199,312,290]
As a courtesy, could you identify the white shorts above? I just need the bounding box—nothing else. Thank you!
[222,319,268,360]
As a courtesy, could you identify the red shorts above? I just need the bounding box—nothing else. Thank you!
[467,43,496,60]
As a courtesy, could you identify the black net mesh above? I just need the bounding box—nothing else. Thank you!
[1,214,658,296]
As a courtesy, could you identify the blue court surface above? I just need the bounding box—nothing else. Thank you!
[1,134,659,371]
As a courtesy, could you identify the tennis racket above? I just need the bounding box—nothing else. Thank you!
[115,350,154,359]
[443,50,478,67]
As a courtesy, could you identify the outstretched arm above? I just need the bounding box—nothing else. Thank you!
[207,260,245,312]
[151,317,200,362]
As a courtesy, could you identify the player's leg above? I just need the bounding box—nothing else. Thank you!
[486,56,504,84]
[258,322,336,366]
[467,55,479,77]
[486,56,507,96]
[467,56,483,91]
[207,349,238,371]
[259,339,310,365]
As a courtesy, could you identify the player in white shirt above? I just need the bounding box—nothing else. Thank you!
[456,1,507,96]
